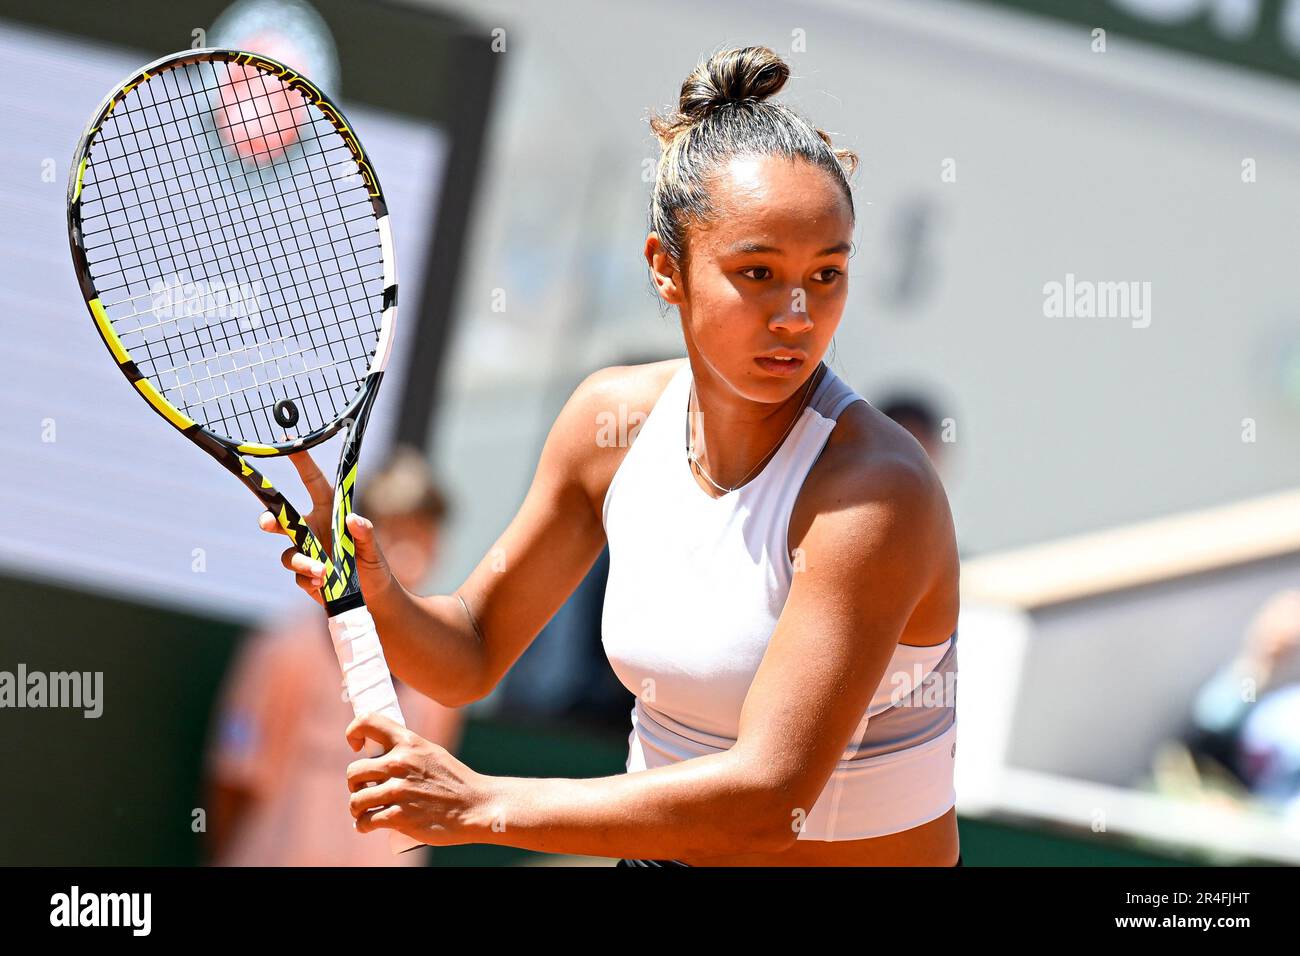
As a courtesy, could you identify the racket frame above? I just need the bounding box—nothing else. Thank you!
[66,47,399,616]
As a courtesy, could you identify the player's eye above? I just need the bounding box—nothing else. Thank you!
[739,266,843,284]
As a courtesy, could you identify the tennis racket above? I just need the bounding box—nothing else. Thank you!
[67,48,418,853]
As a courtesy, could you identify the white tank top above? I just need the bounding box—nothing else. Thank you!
[601,360,957,842]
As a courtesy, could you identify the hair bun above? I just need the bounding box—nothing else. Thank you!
[678,46,789,121]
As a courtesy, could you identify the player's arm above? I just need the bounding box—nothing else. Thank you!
[265,370,614,708]
[708,450,956,849]
[444,450,954,859]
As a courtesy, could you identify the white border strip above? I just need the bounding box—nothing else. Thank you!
[373,214,397,373]
[962,489,1300,608]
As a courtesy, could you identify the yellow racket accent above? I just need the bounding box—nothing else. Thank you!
[133,379,195,430]
[91,296,196,433]
[272,500,344,599]
[73,157,89,203]
[88,297,130,365]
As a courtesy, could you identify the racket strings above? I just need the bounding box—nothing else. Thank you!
[80,151,371,260]
[148,64,374,429]
[157,63,378,442]
[77,58,385,445]
[83,191,375,272]
[117,284,377,361]
[152,290,379,393]
[79,126,371,276]
[81,64,373,441]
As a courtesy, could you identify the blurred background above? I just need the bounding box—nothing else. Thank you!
[3,0,1300,865]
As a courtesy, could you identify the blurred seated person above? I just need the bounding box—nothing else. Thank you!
[878,390,972,561]
[877,392,947,475]
[1175,589,1300,808]
[1237,683,1300,824]
[204,447,463,865]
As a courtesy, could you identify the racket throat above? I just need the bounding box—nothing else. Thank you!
[325,591,367,617]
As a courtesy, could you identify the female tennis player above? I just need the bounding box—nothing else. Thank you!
[261,45,960,866]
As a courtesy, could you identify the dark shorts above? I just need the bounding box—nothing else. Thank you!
[617,854,963,867]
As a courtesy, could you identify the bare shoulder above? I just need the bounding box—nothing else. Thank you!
[560,357,687,515]
[789,398,959,642]
[803,399,945,512]
[577,357,686,413]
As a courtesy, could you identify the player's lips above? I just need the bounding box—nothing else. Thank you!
[755,351,806,376]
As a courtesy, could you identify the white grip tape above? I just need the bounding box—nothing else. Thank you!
[329,606,406,725]
[327,606,421,854]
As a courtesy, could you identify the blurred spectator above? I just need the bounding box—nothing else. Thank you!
[877,392,947,474]
[876,388,975,561]
[204,447,463,866]
[1237,685,1300,806]
[1181,589,1300,804]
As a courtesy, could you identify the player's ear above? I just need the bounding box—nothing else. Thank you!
[645,233,686,305]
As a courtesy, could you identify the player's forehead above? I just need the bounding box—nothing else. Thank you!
[695,154,852,258]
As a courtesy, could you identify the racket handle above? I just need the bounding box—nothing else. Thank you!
[327,606,423,856]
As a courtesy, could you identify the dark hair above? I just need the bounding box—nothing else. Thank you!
[355,445,450,525]
[648,45,859,275]
[878,394,941,437]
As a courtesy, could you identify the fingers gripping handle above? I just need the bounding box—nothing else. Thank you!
[327,606,422,855]
[272,501,346,600]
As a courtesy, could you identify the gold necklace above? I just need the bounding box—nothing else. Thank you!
[686,362,825,495]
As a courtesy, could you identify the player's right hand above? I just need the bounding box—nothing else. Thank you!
[257,451,395,607]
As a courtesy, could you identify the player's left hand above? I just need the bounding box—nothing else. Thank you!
[345,713,487,846]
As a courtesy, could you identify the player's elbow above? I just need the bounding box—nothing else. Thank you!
[742,795,804,853]
[435,686,481,709]
[455,652,518,708]
[404,659,489,709]
[440,663,496,708]
[720,768,806,854]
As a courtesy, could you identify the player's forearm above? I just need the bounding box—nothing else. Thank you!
[469,753,793,859]
[364,585,486,707]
